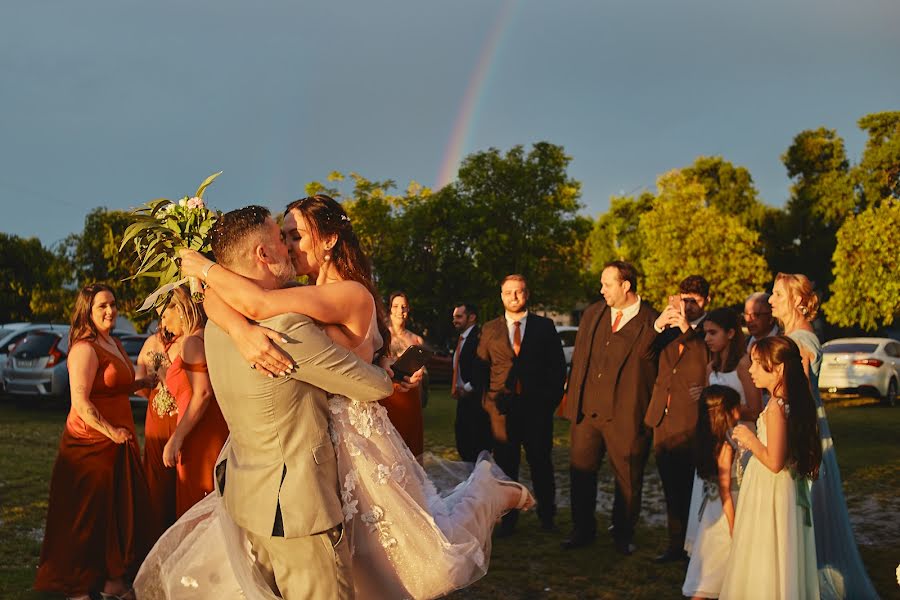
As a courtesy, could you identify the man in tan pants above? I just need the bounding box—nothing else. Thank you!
[203,205,394,599]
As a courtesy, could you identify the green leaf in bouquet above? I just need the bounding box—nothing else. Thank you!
[119,217,163,251]
[195,171,223,199]
[146,198,172,216]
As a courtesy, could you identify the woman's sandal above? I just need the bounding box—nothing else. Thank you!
[496,479,536,511]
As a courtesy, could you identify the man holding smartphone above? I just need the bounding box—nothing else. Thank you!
[645,275,711,563]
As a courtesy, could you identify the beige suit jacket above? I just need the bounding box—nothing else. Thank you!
[206,312,393,539]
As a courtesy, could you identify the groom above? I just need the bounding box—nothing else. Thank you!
[203,205,394,599]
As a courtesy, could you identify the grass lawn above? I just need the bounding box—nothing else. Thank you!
[2,388,897,599]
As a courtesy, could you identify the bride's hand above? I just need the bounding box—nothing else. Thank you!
[178,248,215,280]
[235,323,295,377]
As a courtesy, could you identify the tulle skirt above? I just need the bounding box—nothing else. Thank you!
[135,395,513,599]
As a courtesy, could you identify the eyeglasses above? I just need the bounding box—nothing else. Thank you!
[742,311,772,320]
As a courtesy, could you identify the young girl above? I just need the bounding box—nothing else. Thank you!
[682,385,742,599]
[720,335,822,599]
[704,307,761,421]
[685,308,762,554]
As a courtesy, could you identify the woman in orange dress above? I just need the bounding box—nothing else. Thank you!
[34,283,157,600]
[158,285,229,517]
[135,329,178,533]
[382,291,426,458]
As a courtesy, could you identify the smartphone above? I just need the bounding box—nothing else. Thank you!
[391,345,433,381]
[668,295,681,310]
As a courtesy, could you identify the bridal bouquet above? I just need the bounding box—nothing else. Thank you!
[120,172,222,308]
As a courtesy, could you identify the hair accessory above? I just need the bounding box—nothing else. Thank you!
[341,214,351,223]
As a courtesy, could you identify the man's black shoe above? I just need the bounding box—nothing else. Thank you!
[614,540,637,555]
[654,549,688,563]
[560,533,595,550]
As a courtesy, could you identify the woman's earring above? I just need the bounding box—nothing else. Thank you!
[324,254,331,262]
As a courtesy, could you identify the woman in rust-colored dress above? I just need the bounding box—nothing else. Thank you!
[383,291,426,458]
[159,285,229,517]
[135,329,178,533]
[34,283,157,600]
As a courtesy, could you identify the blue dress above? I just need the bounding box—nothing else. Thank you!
[788,329,879,600]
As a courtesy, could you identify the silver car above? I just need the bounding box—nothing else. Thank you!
[0,323,68,392]
[819,337,900,406]
[4,326,71,403]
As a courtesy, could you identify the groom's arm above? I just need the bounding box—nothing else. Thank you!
[268,313,393,402]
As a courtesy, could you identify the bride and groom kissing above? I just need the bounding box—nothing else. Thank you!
[135,198,535,600]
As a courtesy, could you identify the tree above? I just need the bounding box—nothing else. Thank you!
[0,233,70,322]
[823,200,900,330]
[586,192,653,279]
[682,156,770,230]
[639,170,770,309]
[63,208,157,331]
[453,142,592,317]
[779,127,857,289]
[855,111,900,207]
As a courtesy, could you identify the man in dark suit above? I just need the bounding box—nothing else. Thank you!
[477,274,566,536]
[451,302,492,463]
[562,261,659,554]
[644,275,710,563]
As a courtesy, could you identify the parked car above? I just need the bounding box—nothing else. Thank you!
[4,326,140,404]
[4,326,72,403]
[556,325,579,367]
[0,323,69,392]
[819,337,900,406]
[118,333,150,366]
[425,348,453,384]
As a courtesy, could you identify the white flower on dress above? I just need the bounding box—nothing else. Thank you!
[342,499,359,522]
[374,463,407,485]
[180,576,199,588]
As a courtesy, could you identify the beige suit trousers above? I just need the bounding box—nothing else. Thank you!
[246,527,354,600]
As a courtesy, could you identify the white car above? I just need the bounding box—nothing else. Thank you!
[819,337,900,406]
[0,323,69,393]
[556,325,579,367]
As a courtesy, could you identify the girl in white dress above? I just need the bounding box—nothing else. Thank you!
[682,385,742,599]
[721,335,821,599]
[684,308,761,555]
[137,197,534,600]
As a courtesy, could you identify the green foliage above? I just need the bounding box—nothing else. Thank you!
[854,111,900,206]
[775,127,858,289]
[119,172,222,310]
[587,192,654,279]
[682,155,770,229]
[639,170,770,308]
[824,200,900,330]
[0,234,70,323]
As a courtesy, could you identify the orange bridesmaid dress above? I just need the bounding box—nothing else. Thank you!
[143,385,178,532]
[165,357,229,517]
[380,383,424,458]
[34,340,157,595]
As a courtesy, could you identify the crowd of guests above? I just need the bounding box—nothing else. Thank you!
[31,250,878,599]
[443,264,878,599]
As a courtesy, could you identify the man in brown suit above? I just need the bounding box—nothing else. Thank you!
[477,274,566,536]
[644,275,710,563]
[562,261,659,554]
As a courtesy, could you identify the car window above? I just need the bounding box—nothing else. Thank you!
[120,338,146,356]
[558,330,578,346]
[822,343,878,354]
[1,331,31,354]
[12,332,61,357]
[885,342,900,358]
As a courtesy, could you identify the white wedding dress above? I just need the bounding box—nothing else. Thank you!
[135,301,513,600]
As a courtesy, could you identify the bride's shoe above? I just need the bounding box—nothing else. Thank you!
[496,479,536,512]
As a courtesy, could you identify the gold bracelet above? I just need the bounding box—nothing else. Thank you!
[201,262,217,281]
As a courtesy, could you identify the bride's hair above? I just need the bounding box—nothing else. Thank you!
[750,335,821,479]
[285,195,390,356]
[70,283,116,347]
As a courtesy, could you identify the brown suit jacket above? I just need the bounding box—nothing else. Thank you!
[563,299,659,434]
[644,324,709,449]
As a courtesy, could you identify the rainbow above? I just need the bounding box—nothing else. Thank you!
[436,0,518,189]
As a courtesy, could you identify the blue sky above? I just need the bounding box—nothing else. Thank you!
[1,0,897,246]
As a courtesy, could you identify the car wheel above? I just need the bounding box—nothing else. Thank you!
[884,378,898,407]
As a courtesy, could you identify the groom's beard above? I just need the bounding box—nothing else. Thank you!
[272,256,297,288]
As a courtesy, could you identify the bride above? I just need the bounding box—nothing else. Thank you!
[136,195,533,600]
